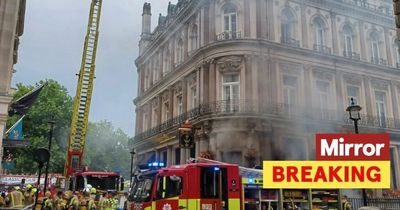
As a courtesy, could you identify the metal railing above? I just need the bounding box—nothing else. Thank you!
[281,37,300,48]
[313,44,331,54]
[343,51,361,60]
[134,100,400,142]
[216,31,241,41]
[349,197,400,210]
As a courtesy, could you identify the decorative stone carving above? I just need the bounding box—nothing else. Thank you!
[280,62,302,75]
[313,69,333,81]
[343,74,363,86]
[372,79,389,91]
[216,56,243,73]
[151,97,159,108]
[161,90,169,102]
[173,81,183,94]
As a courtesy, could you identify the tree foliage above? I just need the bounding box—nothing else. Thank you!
[5,79,131,178]
[6,79,73,173]
[84,121,130,178]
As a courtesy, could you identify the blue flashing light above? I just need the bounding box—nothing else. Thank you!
[213,167,220,171]
[147,162,165,167]
[248,178,254,184]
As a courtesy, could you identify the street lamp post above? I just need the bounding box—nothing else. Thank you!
[130,150,135,188]
[43,121,55,194]
[346,98,367,206]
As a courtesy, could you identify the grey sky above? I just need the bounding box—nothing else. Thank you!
[13,0,173,136]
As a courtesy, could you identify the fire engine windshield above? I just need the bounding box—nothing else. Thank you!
[130,176,153,202]
[86,176,117,191]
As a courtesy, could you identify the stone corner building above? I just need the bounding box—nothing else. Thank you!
[0,0,26,171]
[132,0,400,191]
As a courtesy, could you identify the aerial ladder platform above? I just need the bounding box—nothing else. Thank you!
[64,0,103,178]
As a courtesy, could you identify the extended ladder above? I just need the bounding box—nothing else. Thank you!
[65,0,103,177]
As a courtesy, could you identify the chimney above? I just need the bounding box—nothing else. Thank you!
[142,3,152,35]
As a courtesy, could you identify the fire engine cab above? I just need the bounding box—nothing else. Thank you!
[128,159,262,210]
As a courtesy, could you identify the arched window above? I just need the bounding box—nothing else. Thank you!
[190,25,198,52]
[176,38,184,65]
[343,25,354,57]
[281,8,295,44]
[223,4,237,39]
[313,17,325,50]
[370,32,380,64]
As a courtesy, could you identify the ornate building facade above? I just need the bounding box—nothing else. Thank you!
[0,0,26,170]
[133,0,400,190]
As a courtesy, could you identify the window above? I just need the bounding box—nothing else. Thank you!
[370,32,380,64]
[347,85,360,106]
[131,178,153,202]
[281,8,295,43]
[201,167,221,198]
[283,75,297,113]
[375,91,386,127]
[222,74,240,112]
[190,25,198,51]
[315,80,330,119]
[313,18,325,49]
[156,175,183,200]
[163,102,169,122]
[343,25,354,56]
[223,4,237,38]
[153,60,159,83]
[177,95,183,115]
[190,86,197,109]
[176,38,184,65]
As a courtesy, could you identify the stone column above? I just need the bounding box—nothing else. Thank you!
[244,0,251,37]
[330,12,338,55]
[358,21,367,61]
[201,62,210,104]
[363,76,373,117]
[259,0,267,39]
[203,5,210,44]
[269,60,278,106]
[182,79,188,113]
[155,149,160,161]
[266,0,275,40]
[300,2,308,48]
[209,59,216,102]
[335,71,344,120]
[245,55,253,98]
[157,96,162,125]
[169,87,174,119]
[384,28,393,66]
[390,82,399,120]
[180,147,187,164]
[209,3,215,43]
[159,49,164,79]
[167,145,173,166]
[184,24,189,60]
[304,64,313,109]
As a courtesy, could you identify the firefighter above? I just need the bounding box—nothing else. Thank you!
[42,191,53,210]
[54,190,65,210]
[0,192,5,207]
[24,183,36,206]
[80,189,96,210]
[64,190,79,210]
[98,192,108,210]
[6,186,24,208]
[341,195,352,210]
[106,192,118,210]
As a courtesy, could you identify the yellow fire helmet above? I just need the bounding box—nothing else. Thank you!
[25,184,32,189]
[14,186,20,190]
[31,188,37,193]
[90,187,96,194]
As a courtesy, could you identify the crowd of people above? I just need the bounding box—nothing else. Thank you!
[0,184,128,210]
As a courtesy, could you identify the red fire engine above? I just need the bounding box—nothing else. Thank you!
[127,159,259,210]
[128,159,343,210]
